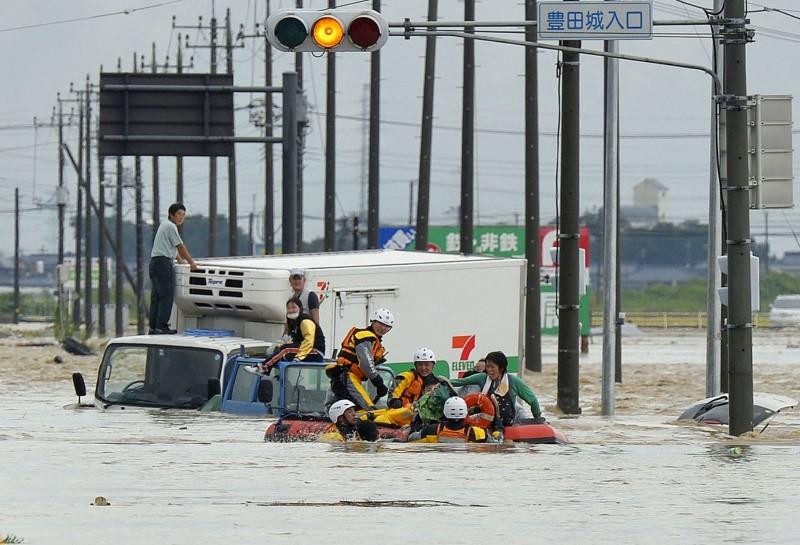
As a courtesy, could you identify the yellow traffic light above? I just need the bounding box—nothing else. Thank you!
[312,16,345,49]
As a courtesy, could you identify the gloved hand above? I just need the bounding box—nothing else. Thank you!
[387,398,403,409]
[533,416,547,424]
[371,376,388,399]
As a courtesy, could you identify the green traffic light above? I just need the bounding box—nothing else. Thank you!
[274,16,308,49]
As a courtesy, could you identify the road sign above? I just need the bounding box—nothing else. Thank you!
[538,1,653,40]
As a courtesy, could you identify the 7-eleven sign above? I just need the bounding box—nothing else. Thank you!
[451,334,476,361]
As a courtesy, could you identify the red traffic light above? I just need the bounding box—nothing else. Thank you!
[348,15,383,50]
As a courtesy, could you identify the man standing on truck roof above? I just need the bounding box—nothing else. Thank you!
[288,268,320,324]
[149,203,197,335]
[325,308,394,411]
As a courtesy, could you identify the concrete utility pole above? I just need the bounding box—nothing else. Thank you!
[706,0,724,398]
[264,0,275,254]
[324,0,337,252]
[84,77,93,335]
[74,93,84,330]
[97,107,107,336]
[557,2,582,415]
[367,0,382,249]
[281,72,298,254]
[226,8,239,256]
[176,33,185,206]
[210,15,219,256]
[524,0,542,373]
[57,96,66,265]
[723,0,754,436]
[151,43,161,243]
[13,188,19,324]
[115,157,124,336]
[459,0,475,255]
[295,0,305,251]
[601,6,619,416]
[415,0,438,250]
[135,155,145,334]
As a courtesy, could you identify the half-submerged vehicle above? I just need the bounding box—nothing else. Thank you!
[678,392,798,430]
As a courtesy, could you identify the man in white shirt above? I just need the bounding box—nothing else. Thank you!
[149,203,197,334]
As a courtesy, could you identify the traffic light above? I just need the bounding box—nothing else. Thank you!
[266,9,389,53]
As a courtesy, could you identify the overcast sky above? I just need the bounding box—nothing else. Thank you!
[1,0,798,258]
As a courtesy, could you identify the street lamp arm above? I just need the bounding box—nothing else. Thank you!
[390,30,722,94]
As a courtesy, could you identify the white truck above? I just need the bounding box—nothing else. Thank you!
[174,249,527,378]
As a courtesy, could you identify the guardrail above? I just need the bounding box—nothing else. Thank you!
[590,311,772,329]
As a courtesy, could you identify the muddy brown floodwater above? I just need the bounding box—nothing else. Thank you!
[1,324,799,544]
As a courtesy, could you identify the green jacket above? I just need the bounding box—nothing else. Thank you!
[451,373,542,419]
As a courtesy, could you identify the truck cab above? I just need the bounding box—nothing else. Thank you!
[82,330,272,410]
[220,357,396,417]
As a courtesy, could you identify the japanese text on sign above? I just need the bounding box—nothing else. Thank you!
[538,1,653,40]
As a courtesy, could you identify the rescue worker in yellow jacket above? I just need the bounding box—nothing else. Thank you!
[387,347,437,409]
[325,308,394,411]
[320,399,379,442]
[409,396,494,443]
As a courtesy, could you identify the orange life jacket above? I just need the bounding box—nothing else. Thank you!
[436,423,487,443]
[393,371,424,408]
[332,326,386,381]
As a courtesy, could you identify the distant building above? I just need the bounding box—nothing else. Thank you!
[633,178,668,222]
[619,205,659,228]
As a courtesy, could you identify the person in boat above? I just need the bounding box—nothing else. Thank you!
[320,399,379,442]
[387,347,440,409]
[450,351,544,428]
[325,308,394,411]
[461,358,486,378]
[282,297,325,362]
[409,396,494,443]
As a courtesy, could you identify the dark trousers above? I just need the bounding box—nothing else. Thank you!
[148,256,175,331]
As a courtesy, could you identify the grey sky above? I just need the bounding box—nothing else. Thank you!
[1,0,798,258]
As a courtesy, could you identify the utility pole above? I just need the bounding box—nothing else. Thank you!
[73,90,84,330]
[281,71,298,254]
[57,96,66,265]
[459,0,475,255]
[176,33,185,206]
[210,14,219,256]
[408,180,415,225]
[295,0,305,251]
[706,0,724,397]
[524,0,542,373]
[151,43,161,242]
[556,1,582,415]
[601,3,619,416]
[263,1,275,254]
[723,0,753,436]
[97,97,107,337]
[324,0,337,252]
[226,8,239,256]
[135,154,145,335]
[13,188,20,325]
[115,157,124,336]
[415,0,438,250]
[367,0,381,248]
[84,76,93,336]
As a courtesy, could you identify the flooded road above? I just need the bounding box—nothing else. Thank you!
[1,327,799,544]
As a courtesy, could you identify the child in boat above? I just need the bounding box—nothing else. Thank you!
[320,399,379,442]
[450,351,545,428]
[409,396,495,443]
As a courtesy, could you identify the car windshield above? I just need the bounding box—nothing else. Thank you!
[280,366,394,415]
[96,344,224,409]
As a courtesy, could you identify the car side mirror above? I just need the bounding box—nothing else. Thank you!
[72,372,87,399]
[207,378,221,399]
[257,379,274,404]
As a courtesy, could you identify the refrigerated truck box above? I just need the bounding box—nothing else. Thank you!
[173,250,526,378]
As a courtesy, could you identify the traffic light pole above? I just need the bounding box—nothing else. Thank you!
[282,72,299,254]
[367,0,382,249]
[722,0,754,436]
[459,0,475,255]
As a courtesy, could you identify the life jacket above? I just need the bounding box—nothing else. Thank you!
[288,313,326,355]
[485,375,516,426]
[330,326,386,381]
[393,371,425,408]
[319,422,360,442]
[436,422,487,443]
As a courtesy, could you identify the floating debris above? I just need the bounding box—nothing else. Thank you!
[246,499,487,508]
[0,534,25,544]
[92,496,111,506]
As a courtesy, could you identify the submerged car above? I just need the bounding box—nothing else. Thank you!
[769,294,800,327]
[678,392,797,428]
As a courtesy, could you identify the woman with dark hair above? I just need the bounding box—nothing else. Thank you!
[283,296,325,362]
[450,350,543,427]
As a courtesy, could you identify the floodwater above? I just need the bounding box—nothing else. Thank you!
[1,326,799,544]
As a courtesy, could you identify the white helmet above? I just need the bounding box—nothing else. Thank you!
[370,307,395,327]
[414,347,436,363]
[443,396,468,420]
[328,399,356,423]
